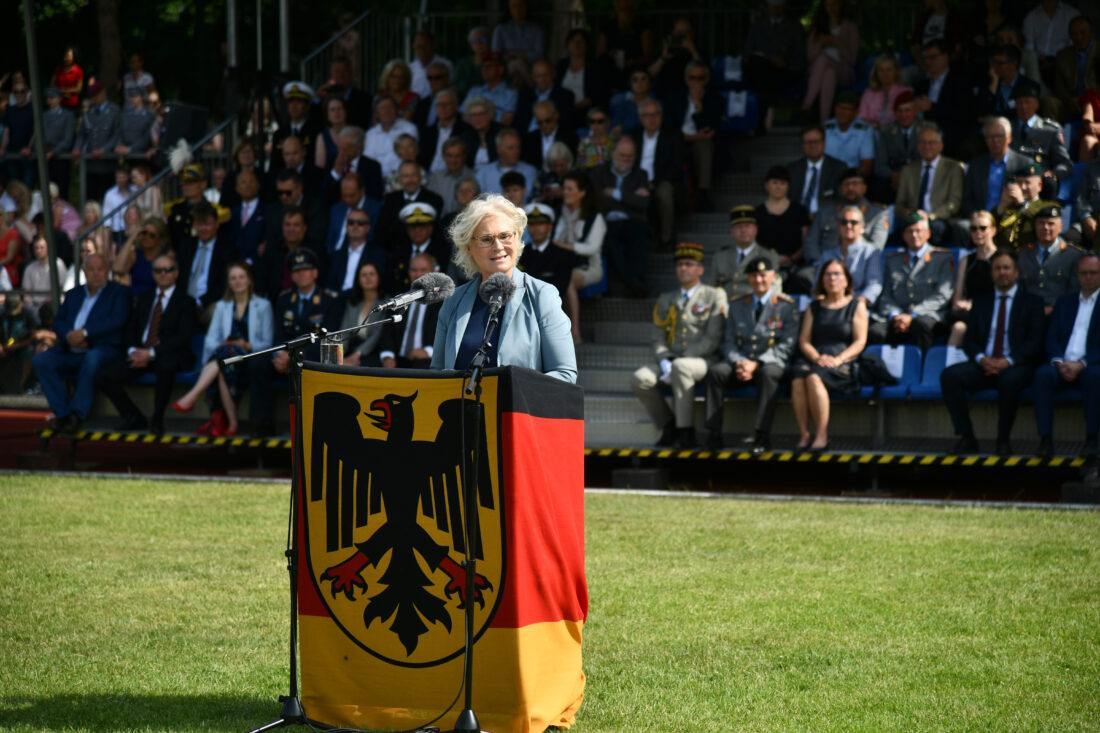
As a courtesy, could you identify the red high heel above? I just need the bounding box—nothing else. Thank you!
[172,400,194,413]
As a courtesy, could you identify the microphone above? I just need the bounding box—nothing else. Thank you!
[372,272,455,313]
[478,272,516,318]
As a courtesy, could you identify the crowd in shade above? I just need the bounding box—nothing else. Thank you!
[0,0,1098,456]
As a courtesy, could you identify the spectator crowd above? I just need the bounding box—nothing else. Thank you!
[0,0,1098,456]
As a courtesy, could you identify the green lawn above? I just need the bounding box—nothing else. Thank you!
[1,476,1098,732]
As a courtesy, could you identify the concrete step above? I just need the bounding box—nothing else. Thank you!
[592,321,652,346]
[580,298,655,323]
[582,394,651,423]
[576,343,651,370]
[577,368,636,393]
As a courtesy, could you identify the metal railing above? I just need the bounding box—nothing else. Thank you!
[2,115,237,304]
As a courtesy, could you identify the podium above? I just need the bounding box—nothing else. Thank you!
[295,363,588,733]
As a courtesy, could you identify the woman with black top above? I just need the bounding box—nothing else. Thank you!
[946,210,998,355]
[790,258,868,452]
[754,165,810,274]
[337,261,397,368]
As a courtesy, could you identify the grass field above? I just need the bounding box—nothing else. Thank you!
[2,475,1099,732]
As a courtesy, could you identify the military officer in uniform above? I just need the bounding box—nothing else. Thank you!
[632,243,727,448]
[708,206,782,301]
[518,203,572,298]
[1073,160,1100,247]
[71,81,121,201]
[387,202,451,295]
[1018,203,1083,315]
[704,256,797,453]
[869,212,956,352]
[165,163,230,247]
[271,81,321,171]
[248,247,339,436]
[823,92,876,177]
[115,87,156,157]
[872,91,925,201]
[994,163,1049,250]
[1009,83,1071,185]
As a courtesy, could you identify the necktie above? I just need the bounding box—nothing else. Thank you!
[144,293,163,348]
[902,129,909,151]
[754,300,764,322]
[919,164,931,210]
[402,303,422,358]
[1038,247,1047,266]
[241,202,250,227]
[1019,121,1028,144]
[802,166,818,208]
[681,291,689,309]
[188,243,209,299]
[992,294,1008,358]
[910,254,919,269]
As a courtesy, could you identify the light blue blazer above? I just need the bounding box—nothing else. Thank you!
[202,295,275,363]
[431,268,577,383]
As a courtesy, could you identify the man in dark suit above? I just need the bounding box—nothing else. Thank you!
[411,61,454,133]
[960,117,1031,219]
[418,90,473,173]
[632,98,685,249]
[324,172,383,255]
[32,254,131,436]
[515,59,576,138]
[518,203,572,298]
[786,124,846,218]
[940,249,1046,456]
[664,60,723,211]
[394,253,442,369]
[521,99,578,169]
[96,253,196,435]
[374,161,445,250]
[256,205,325,300]
[326,126,384,202]
[315,56,372,128]
[270,82,322,172]
[977,44,1044,122]
[325,207,385,295]
[1051,16,1099,122]
[387,203,450,294]
[225,169,276,266]
[1034,252,1100,457]
[177,201,236,323]
[458,96,502,169]
[277,134,327,204]
[274,169,329,254]
[591,136,651,296]
[912,38,975,157]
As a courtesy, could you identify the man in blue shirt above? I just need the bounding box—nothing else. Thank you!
[823,91,875,178]
[464,52,517,127]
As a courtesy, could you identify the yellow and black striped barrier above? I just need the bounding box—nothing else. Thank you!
[583,446,1089,469]
[35,428,1089,469]
[36,427,292,450]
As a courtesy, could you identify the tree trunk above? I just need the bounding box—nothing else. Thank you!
[549,0,582,63]
[97,0,122,105]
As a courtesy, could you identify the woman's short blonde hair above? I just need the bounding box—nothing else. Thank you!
[448,193,527,278]
[379,59,412,92]
[868,53,899,91]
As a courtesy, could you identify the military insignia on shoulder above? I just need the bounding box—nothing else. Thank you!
[774,293,795,303]
[312,294,321,305]
[324,288,338,298]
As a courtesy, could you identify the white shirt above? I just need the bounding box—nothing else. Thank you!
[927,70,947,104]
[399,301,433,358]
[409,55,453,99]
[1063,289,1098,364]
[429,121,456,173]
[980,284,1018,364]
[239,198,258,228]
[1023,1,1080,57]
[541,132,556,162]
[364,118,419,176]
[640,131,659,182]
[561,67,585,104]
[102,185,133,232]
[71,285,103,353]
[341,241,366,293]
[681,98,699,136]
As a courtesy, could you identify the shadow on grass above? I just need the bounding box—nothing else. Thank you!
[0,693,318,731]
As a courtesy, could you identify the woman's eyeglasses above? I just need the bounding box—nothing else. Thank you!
[474,232,516,247]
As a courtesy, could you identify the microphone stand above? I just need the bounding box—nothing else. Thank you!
[449,300,503,733]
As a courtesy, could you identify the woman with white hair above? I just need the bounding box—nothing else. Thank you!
[533,141,574,208]
[431,193,576,382]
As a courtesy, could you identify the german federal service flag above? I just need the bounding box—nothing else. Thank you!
[296,363,587,732]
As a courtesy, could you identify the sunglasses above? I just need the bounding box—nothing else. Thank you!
[347,219,369,226]
[277,189,295,196]
[152,266,176,274]
[427,74,446,81]
[970,224,992,231]
[839,220,862,226]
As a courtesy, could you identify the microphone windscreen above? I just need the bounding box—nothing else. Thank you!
[412,272,456,304]
[479,272,517,305]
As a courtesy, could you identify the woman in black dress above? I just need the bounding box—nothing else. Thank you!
[790,258,868,452]
[754,165,810,276]
[946,210,997,353]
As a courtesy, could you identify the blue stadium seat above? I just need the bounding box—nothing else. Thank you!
[718,88,760,132]
[859,344,921,399]
[578,256,608,299]
[909,344,947,400]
